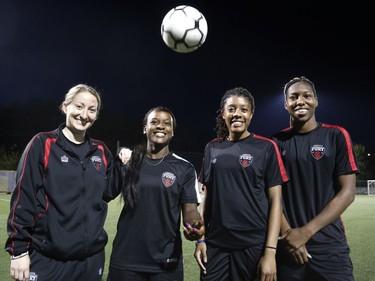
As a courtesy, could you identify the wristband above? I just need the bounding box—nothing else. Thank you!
[265,245,277,250]
[195,239,205,246]
[11,251,29,260]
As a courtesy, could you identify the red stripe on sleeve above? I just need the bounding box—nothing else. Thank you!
[321,124,358,171]
[254,134,289,182]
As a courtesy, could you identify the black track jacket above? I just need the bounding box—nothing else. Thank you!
[5,123,115,260]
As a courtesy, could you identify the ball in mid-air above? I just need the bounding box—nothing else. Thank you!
[161,5,208,53]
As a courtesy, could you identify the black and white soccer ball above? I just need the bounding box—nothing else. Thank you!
[161,5,208,53]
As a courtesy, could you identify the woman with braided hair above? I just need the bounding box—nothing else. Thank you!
[194,87,288,281]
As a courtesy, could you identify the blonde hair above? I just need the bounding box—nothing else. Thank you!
[59,84,102,117]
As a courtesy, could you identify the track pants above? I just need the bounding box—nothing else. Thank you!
[29,249,105,281]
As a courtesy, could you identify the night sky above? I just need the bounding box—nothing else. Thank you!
[1,0,374,166]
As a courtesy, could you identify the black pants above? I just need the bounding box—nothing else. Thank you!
[107,259,184,281]
[201,244,263,281]
[29,250,105,281]
[276,247,354,281]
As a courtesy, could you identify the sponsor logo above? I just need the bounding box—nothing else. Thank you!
[239,154,253,167]
[162,172,176,187]
[311,145,325,160]
[91,155,102,171]
[61,155,69,163]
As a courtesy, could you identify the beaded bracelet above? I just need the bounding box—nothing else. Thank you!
[195,239,206,246]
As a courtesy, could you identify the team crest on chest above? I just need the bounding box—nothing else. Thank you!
[311,145,325,160]
[91,155,102,171]
[162,172,176,187]
[239,154,253,168]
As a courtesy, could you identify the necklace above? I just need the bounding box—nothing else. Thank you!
[145,156,165,166]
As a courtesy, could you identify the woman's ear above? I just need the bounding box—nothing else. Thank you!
[62,103,67,114]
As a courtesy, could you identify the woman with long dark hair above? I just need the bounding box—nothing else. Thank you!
[107,106,204,281]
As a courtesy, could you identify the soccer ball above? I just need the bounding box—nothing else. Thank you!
[161,5,208,53]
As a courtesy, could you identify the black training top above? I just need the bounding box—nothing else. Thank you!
[200,133,288,250]
[109,152,199,273]
[272,123,359,250]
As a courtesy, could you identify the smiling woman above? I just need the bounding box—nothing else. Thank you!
[4,84,117,281]
[195,87,287,281]
[272,76,359,281]
[60,84,101,143]
[104,106,204,281]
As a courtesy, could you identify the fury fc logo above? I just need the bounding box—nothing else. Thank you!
[91,155,102,171]
[311,145,325,160]
[239,154,253,168]
[162,172,176,187]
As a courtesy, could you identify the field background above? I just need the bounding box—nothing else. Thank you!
[1,194,374,281]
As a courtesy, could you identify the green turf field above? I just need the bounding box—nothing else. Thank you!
[1,194,374,280]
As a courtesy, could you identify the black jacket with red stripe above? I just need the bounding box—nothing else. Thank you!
[5,123,115,260]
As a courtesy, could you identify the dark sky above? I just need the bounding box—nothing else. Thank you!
[1,0,374,162]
